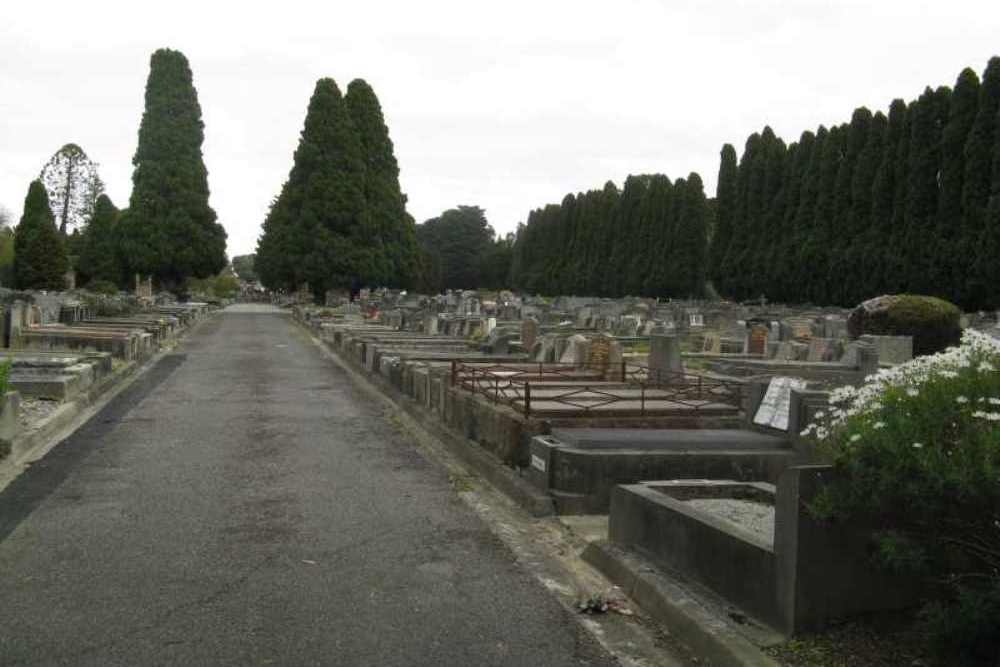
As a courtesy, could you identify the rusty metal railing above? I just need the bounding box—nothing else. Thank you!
[450,360,743,418]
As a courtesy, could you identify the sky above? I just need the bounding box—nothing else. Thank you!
[2,0,999,257]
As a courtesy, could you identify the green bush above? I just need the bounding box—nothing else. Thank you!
[86,279,119,296]
[847,294,962,356]
[0,359,10,395]
[804,329,1000,663]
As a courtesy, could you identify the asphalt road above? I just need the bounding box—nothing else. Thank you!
[0,306,618,666]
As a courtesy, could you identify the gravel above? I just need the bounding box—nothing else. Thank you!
[686,498,775,543]
[17,398,61,431]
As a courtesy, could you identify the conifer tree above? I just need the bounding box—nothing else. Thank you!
[256,78,367,300]
[676,173,709,297]
[345,79,419,288]
[119,49,227,291]
[848,111,886,303]
[78,194,123,286]
[710,144,738,290]
[904,87,951,294]
[14,180,68,290]
[774,133,813,300]
[964,58,1000,306]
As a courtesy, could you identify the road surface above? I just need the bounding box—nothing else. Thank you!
[0,306,620,666]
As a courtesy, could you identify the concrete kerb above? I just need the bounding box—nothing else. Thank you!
[296,319,556,517]
[583,540,781,667]
[0,311,219,492]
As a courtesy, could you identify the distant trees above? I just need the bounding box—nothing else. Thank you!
[13,180,68,290]
[256,77,420,301]
[415,205,499,292]
[231,254,257,282]
[39,143,105,234]
[710,56,1000,310]
[509,174,710,297]
[118,48,228,291]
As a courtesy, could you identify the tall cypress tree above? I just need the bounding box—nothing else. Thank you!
[710,144,738,290]
[345,79,419,288]
[936,69,980,301]
[257,78,367,300]
[904,87,951,294]
[78,194,123,286]
[14,180,68,290]
[847,111,886,303]
[119,49,227,291]
[676,173,709,297]
[775,133,813,301]
[964,58,1000,307]
[826,108,872,304]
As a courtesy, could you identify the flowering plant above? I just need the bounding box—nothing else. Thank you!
[804,329,1000,661]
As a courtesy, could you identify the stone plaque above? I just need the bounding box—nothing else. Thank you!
[753,376,808,431]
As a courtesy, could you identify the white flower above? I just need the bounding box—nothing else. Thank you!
[941,370,958,379]
[912,442,924,449]
[906,388,920,397]
[990,398,1000,406]
[873,421,886,430]
[979,361,996,372]
[814,411,825,419]
[850,434,861,443]
[956,396,969,404]
[815,427,829,441]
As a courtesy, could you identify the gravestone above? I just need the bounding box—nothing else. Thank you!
[648,335,683,377]
[748,324,769,355]
[521,318,539,351]
[702,332,722,354]
[753,376,809,431]
[424,312,439,335]
[559,334,591,366]
[806,338,835,362]
[860,335,913,365]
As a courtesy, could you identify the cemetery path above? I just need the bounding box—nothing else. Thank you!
[0,306,619,666]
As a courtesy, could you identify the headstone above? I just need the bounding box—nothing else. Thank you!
[521,318,539,351]
[587,335,612,370]
[559,334,591,366]
[859,334,913,365]
[753,376,809,431]
[648,335,683,377]
[702,332,722,354]
[485,317,496,336]
[806,338,835,362]
[424,312,439,335]
[747,324,769,355]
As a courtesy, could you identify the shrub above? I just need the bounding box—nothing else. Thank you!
[804,329,1000,663]
[86,279,119,296]
[847,294,962,356]
[0,359,10,395]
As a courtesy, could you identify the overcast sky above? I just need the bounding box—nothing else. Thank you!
[2,0,999,257]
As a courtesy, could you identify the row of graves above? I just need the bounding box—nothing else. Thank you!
[0,289,212,458]
[297,291,931,640]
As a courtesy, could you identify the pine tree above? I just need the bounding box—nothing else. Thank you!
[345,79,419,288]
[710,144,738,291]
[791,126,827,303]
[14,180,68,290]
[77,194,123,286]
[119,48,227,291]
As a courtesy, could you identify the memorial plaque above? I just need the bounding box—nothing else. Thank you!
[753,376,808,431]
[748,325,769,355]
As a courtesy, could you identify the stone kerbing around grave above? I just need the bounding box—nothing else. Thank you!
[607,466,923,635]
